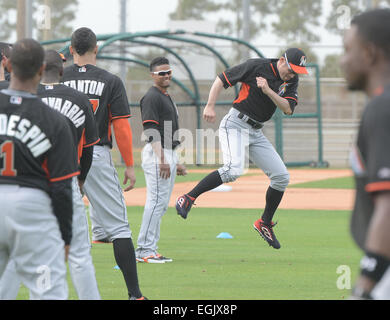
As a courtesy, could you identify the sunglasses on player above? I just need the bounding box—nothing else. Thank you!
[151,69,172,76]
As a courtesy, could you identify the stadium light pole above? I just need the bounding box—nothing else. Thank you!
[242,0,251,59]
[17,0,26,40]
[119,0,128,85]
[25,0,33,38]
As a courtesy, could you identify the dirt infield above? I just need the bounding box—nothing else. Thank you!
[121,169,355,211]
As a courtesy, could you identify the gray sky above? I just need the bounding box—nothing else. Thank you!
[72,0,344,62]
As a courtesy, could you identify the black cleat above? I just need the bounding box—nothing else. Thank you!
[253,218,281,249]
[175,194,194,219]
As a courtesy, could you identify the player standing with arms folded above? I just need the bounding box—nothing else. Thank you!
[341,8,390,299]
[61,27,145,300]
[0,39,78,299]
[176,48,308,249]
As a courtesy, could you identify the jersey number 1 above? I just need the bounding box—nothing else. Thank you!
[0,141,17,177]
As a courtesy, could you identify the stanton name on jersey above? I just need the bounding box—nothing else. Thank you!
[62,80,105,97]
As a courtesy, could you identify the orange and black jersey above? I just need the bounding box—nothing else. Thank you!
[61,64,131,148]
[37,83,100,161]
[218,58,299,123]
[140,86,180,150]
[350,85,390,249]
[0,89,79,193]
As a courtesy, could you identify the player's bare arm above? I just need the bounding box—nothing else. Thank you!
[203,76,224,123]
[355,192,390,292]
[122,166,136,191]
[256,77,292,115]
[176,164,187,176]
[151,140,171,179]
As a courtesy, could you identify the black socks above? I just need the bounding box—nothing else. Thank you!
[187,170,223,199]
[113,238,142,299]
[261,186,284,224]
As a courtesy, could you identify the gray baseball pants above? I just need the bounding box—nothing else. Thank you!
[0,178,101,300]
[218,108,289,191]
[136,143,177,258]
[0,185,68,300]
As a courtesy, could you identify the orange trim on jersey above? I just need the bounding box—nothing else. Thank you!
[285,96,298,102]
[374,86,384,96]
[365,181,390,193]
[111,114,131,120]
[50,171,80,183]
[270,63,277,77]
[84,138,100,148]
[143,120,160,125]
[77,128,86,162]
[41,157,50,179]
[108,104,112,143]
[222,72,232,87]
[234,83,250,104]
[112,117,134,166]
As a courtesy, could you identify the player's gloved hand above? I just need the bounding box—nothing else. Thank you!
[159,163,171,179]
[177,164,187,176]
[123,166,136,191]
[203,104,216,123]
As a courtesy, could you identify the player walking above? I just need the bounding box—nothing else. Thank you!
[176,48,308,249]
[341,8,390,299]
[0,50,101,300]
[61,27,145,300]
[0,39,78,299]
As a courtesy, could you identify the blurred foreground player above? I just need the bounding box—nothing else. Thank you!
[341,8,390,299]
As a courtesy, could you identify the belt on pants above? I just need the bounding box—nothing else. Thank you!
[237,112,264,129]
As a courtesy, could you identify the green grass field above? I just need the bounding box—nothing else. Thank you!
[115,166,256,189]
[289,176,355,189]
[14,169,360,300]
[16,207,361,300]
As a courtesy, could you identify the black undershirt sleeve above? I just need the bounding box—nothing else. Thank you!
[49,179,73,245]
[143,122,161,143]
[78,145,94,182]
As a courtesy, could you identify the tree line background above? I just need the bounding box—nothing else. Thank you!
[1,0,389,77]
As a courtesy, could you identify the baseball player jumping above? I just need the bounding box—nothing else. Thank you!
[176,48,308,249]
[0,39,79,299]
[61,27,145,300]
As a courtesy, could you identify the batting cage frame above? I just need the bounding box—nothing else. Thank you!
[42,30,328,168]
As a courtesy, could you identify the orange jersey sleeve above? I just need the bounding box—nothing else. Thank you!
[112,118,134,167]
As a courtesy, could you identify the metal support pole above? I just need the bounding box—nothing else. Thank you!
[25,0,33,38]
[119,0,128,85]
[242,0,250,60]
[17,0,26,40]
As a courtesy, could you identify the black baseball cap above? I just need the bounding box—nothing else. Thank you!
[284,48,308,74]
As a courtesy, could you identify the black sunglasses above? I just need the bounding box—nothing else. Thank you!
[151,69,172,76]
